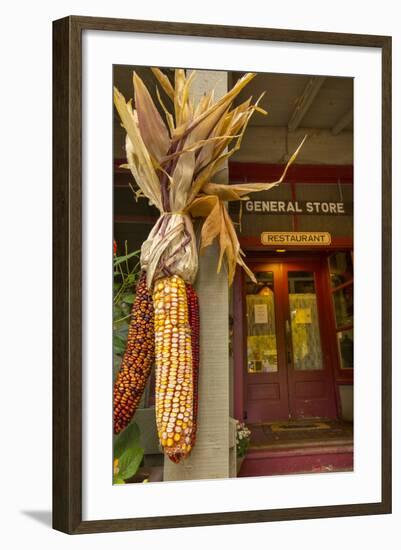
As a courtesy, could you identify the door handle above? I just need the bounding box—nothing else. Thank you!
[285,319,292,366]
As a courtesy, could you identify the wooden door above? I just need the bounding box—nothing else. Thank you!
[244,263,290,422]
[243,257,337,422]
[283,260,337,419]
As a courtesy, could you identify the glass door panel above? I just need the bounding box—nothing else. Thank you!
[288,271,323,371]
[246,272,278,373]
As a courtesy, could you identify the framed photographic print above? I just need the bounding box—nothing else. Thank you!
[52,16,392,534]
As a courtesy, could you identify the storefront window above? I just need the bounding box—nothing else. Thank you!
[329,251,353,288]
[329,251,354,369]
[337,329,354,370]
[246,272,278,373]
[332,284,353,327]
[288,272,323,371]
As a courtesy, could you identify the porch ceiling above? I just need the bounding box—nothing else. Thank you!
[232,72,353,133]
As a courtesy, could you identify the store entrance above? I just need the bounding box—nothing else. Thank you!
[244,257,337,422]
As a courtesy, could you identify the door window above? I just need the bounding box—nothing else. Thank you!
[246,272,278,373]
[288,271,324,371]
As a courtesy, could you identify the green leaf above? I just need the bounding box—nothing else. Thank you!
[120,302,131,315]
[126,271,138,280]
[113,250,140,267]
[114,323,129,336]
[113,421,141,459]
[113,331,128,352]
[114,346,125,356]
[123,294,135,304]
[113,337,126,355]
[113,355,122,380]
[118,447,144,480]
[113,475,125,484]
[125,274,139,286]
[113,305,124,320]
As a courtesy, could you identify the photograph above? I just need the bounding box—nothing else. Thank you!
[112,65,354,484]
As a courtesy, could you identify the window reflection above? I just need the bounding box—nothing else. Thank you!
[329,251,354,370]
[329,251,353,288]
[337,329,354,369]
[333,284,353,327]
[288,271,323,371]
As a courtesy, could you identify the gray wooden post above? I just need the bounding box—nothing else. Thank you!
[164,71,231,481]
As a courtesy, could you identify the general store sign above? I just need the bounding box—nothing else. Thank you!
[261,232,332,246]
[245,200,350,215]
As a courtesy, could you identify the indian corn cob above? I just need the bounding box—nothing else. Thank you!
[113,271,155,434]
[153,274,199,463]
[186,282,200,449]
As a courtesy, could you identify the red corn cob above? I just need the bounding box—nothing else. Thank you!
[186,283,200,448]
[113,271,155,434]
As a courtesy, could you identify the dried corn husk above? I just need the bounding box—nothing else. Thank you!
[114,69,306,287]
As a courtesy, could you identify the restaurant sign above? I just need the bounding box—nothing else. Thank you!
[261,232,332,246]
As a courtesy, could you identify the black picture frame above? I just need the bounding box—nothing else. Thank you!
[53,15,392,534]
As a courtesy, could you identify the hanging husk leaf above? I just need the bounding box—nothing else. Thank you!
[133,72,170,163]
[114,68,306,287]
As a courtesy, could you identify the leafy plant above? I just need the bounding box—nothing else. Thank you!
[113,421,144,484]
[113,242,145,484]
[235,420,251,458]
[113,241,141,378]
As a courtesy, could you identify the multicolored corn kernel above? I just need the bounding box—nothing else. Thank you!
[186,283,200,448]
[153,275,194,462]
[113,271,155,434]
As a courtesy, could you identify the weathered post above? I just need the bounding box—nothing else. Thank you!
[164,70,231,481]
